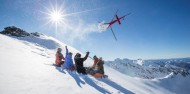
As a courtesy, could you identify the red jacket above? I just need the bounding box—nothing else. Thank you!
[55,52,65,66]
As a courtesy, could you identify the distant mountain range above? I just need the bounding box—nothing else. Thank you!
[105,58,190,79]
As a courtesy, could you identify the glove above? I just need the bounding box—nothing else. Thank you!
[86,51,90,54]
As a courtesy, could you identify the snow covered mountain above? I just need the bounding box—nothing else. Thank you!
[105,58,190,79]
[0,26,190,94]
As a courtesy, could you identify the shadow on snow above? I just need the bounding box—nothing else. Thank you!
[82,76,111,94]
[54,66,133,94]
[55,66,66,74]
[67,71,85,88]
[99,79,134,94]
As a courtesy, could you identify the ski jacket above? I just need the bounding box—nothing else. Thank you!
[74,52,89,69]
[97,60,104,74]
[74,52,89,74]
[63,47,74,69]
[92,58,99,68]
[55,52,64,66]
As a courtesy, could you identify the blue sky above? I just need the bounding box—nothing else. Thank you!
[0,0,190,60]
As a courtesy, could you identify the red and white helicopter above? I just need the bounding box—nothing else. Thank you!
[104,10,131,40]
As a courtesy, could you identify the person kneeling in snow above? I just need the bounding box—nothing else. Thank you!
[87,56,106,78]
[74,52,90,75]
[96,57,105,75]
[62,46,75,71]
[55,48,65,67]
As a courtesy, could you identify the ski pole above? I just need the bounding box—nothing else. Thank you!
[88,56,93,60]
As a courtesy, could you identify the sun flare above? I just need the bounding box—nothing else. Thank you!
[47,8,65,26]
[41,1,101,34]
[41,2,68,31]
[50,11,62,22]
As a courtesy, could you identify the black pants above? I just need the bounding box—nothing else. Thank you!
[76,67,87,75]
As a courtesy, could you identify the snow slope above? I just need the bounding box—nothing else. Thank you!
[0,34,190,94]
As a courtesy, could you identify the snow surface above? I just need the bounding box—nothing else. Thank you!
[0,34,190,94]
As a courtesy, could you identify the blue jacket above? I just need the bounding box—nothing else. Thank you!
[63,47,74,69]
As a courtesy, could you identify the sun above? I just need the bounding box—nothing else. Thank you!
[40,1,68,32]
[50,11,62,23]
[40,1,100,34]
[46,7,65,27]
[47,5,66,26]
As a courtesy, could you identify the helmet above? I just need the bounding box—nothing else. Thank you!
[93,55,97,59]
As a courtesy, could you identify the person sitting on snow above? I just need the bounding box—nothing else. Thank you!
[96,57,105,75]
[63,46,75,71]
[87,56,106,78]
[55,48,65,67]
[95,57,107,78]
[92,55,99,68]
[74,52,90,75]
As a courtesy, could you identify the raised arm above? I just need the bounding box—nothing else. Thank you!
[65,46,68,55]
[83,52,90,61]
